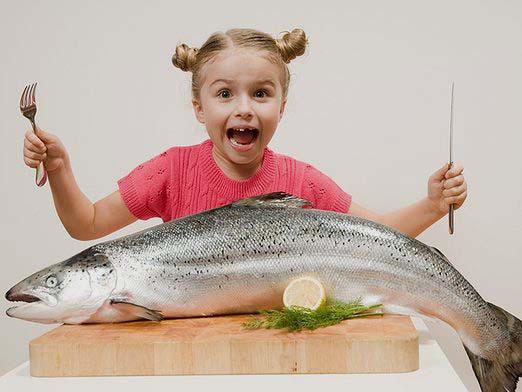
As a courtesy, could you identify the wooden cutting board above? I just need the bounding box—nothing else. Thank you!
[29,314,418,377]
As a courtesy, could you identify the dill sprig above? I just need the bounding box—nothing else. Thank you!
[243,298,383,332]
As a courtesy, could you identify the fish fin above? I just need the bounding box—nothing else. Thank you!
[430,246,453,265]
[232,192,312,209]
[463,302,521,392]
[109,299,164,321]
[382,304,436,321]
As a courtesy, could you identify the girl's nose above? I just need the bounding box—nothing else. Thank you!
[234,96,254,118]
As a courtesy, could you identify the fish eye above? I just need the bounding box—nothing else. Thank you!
[46,276,58,288]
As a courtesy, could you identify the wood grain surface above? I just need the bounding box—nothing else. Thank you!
[29,314,419,377]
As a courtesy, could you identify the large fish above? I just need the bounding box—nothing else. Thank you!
[5,192,521,391]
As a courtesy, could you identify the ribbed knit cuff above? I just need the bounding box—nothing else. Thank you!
[117,175,153,220]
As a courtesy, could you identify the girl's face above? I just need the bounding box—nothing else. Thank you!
[192,48,286,166]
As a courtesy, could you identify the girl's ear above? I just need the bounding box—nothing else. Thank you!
[279,98,287,120]
[192,99,205,124]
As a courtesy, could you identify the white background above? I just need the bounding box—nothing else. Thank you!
[0,1,520,391]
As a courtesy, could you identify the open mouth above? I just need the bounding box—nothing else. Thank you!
[5,290,42,304]
[226,127,259,146]
[5,291,41,318]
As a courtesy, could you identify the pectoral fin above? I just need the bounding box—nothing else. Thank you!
[110,299,164,321]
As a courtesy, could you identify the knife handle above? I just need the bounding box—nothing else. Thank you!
[448,161,455,235]
[449,204,454,234]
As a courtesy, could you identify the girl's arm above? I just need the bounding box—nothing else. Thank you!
[48,159,137,241]
[348,199,444,238]
[347,162,467,238]
[24,128,137,241]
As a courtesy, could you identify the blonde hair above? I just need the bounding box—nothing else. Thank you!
[172,28,308,101]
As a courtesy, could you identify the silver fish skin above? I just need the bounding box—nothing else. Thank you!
[5,192,521,391]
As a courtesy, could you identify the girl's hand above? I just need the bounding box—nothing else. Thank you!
[427,163,468,214]
[23,128,69,174]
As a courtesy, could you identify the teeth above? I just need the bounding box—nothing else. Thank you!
[230,136,256,146]
[227,127,258,146]
[230,138,242,146]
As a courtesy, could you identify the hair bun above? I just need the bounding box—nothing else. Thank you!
[172,43,199,72]
[276,28,308,63]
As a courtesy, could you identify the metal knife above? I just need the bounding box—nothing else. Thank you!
[448,82,455,235]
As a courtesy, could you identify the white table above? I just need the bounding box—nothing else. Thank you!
[0,318,467,391]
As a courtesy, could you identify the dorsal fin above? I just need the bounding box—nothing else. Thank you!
[430,246,453,265]
[231,192,312,208]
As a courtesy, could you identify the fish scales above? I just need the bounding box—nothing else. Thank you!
[5,193,521,392]
[95,202,500,354]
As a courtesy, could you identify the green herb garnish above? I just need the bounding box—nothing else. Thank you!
[243,298,383,332]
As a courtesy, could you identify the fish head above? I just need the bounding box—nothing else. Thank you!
[5,248,116,324]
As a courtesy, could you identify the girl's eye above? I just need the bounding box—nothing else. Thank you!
[218,90,231,99]
[255,90,268,98]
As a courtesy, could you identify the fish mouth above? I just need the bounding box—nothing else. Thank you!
[5,289,57,320]
[5,287,56,309]
[5,291,42,303]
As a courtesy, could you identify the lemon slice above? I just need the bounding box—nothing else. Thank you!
[283,276,326,310]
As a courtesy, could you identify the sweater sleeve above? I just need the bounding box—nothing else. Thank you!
[301,164,352,213]
[117,149,172,221]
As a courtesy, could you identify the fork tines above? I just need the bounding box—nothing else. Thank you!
[20,82,37,110]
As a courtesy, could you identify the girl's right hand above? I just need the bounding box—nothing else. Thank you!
[23,128,68,174]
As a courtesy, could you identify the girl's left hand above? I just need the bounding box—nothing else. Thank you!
[427,163,468,214]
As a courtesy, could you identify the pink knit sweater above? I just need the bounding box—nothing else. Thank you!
[117,139,352,222]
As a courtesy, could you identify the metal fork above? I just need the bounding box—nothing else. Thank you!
[20,83,47,187]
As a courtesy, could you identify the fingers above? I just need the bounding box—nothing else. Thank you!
[35,128,56,143]
[23,130,47,168]
[25,149,47,161]
[431,163,451,181]
[443,174,465,189]
[445,163,464,179]
[443,190,468,206]
[25,130,47,152]
[24,155,43,168]
[442,181,467,197]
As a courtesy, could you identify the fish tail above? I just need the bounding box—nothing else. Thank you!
[463,302,521,392]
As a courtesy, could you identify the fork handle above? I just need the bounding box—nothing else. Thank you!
[36,161,47,187]
[30,120,48,187]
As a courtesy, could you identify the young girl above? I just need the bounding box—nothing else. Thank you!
[22,28,467,241]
